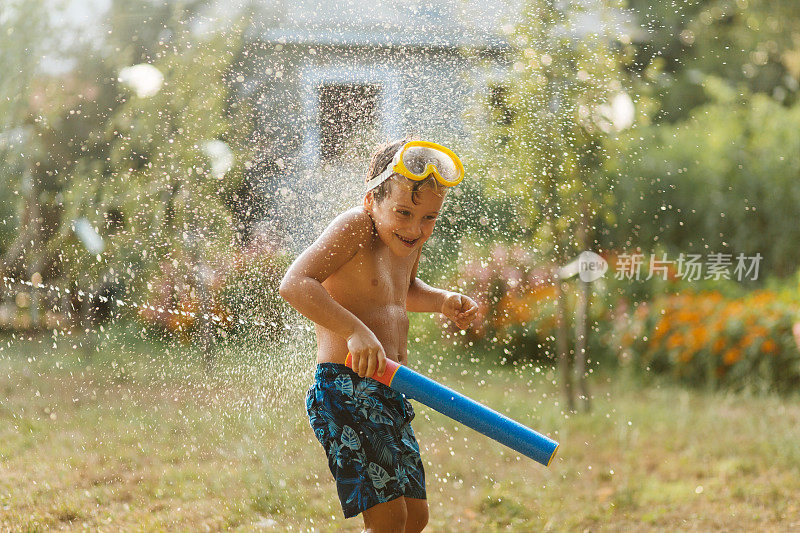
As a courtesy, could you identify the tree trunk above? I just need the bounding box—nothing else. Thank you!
[574,278,591,412]
[574,202,592,412]
[0,188,36,279]
[80,289,97,358]
[555,277,575,413]
[190,242,214,367]
[28,268,41,329]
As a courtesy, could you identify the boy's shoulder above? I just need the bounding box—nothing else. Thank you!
[325,206,375,247]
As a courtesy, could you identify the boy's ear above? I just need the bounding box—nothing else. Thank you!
[363,190,374,211]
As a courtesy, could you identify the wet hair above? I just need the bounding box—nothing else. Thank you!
[366,137,447,205]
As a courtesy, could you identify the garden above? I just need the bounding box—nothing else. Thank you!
[2,0,800,530]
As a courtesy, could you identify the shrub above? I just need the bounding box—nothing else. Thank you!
[610,85,800,278]
[449,242,560,362]
[137,255,232,342]
[614,289,800,392]
[136,243,291,343]
[220,246,292,342]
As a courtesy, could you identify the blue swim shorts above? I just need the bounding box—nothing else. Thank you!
[306,363,426,518]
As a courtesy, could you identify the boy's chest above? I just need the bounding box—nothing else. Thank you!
[328,249,414,303]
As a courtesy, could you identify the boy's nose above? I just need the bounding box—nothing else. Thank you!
[408,224,423,238]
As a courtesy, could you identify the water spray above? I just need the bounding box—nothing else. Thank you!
[0,275,309,333]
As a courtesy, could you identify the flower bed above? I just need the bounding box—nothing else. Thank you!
[615,290,800,392]
[449,243,560,361]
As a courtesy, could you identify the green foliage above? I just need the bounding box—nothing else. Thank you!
[609,84,800,277]
[462,0,632,369]
[475,0,629,264]
[96,21,247,287]
[626,0,800,122]
[0,0,48,253]
[448,241,558,362]
[220,250,293,342]
[421,176,521,285]
[0,0,254,318]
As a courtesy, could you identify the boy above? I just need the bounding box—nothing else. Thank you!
[279,138,478,532]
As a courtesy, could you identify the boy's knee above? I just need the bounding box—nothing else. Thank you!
[405,511,427,532]
[405,498,428,532]
[363,497,407,533]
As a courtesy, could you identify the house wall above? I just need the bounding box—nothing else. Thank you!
[239,1,517,248]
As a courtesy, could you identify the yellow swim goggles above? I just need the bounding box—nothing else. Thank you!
[365,140,464,192]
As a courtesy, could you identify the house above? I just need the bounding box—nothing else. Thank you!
[236,0,518,249]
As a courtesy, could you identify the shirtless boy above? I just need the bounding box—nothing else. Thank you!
[279,138,478,532]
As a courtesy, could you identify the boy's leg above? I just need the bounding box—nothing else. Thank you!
[362,496,407,533]
[404,497,428,533]
[361,497,428,533]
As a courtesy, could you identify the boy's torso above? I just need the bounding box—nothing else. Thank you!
[316,207,418,366]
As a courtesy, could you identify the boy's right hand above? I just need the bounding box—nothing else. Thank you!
[347,327,387,379]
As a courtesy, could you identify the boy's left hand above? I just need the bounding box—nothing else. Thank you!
[441,292,479,330]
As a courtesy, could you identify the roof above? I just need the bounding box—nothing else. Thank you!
[260,27,508,50]
[254,0,516,50]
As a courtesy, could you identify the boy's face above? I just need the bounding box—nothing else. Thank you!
[366,180,445,258]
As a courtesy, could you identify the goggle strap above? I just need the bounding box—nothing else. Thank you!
[364,167,393,192]
[364,146,403,192]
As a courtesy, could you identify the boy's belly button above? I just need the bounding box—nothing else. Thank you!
[371,278,378,286]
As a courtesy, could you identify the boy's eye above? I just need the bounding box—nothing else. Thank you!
[396,210,411,216]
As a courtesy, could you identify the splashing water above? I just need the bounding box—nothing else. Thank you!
[2,0,798,529]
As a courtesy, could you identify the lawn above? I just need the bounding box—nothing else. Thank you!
[1,322,799,531]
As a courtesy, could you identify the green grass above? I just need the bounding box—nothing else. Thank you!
[1,322,799,531]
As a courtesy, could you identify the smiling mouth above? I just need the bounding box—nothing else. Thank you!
[395,233,419,247]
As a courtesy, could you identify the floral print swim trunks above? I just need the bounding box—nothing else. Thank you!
[306,363,426,518]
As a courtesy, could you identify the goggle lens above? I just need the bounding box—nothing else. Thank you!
[401,146,460,184]
[364,140,464,193]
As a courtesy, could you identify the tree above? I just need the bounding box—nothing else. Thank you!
[478,0,631,411]
[0,0,49,271]
[0,0,253,338]
[625,0,800,122]
[610,81,800,278]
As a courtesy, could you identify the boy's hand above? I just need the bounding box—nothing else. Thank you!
[347,326,387,379]
[441,292,479,330]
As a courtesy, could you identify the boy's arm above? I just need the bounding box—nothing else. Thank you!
[406,251,450,313]
[406,250,479,330]
[279,209,376,343]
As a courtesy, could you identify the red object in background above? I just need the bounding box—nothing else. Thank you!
[137,258,231,338]
[793,322,800,353]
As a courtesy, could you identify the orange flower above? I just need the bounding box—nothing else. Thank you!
[690,327,708,347]
[723,348,742,365]
[761,339,778,354]
[750,291,774,307]
[742,332,758,349]
[707,291,724,303]
[621,332,634,347]
[666,333,683,349]
[713,338,726,352]
[529,284,557,302]
[492,296,514,329]
[653,318,669,340]
[751,325,769,338]
[711,319,725,334]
